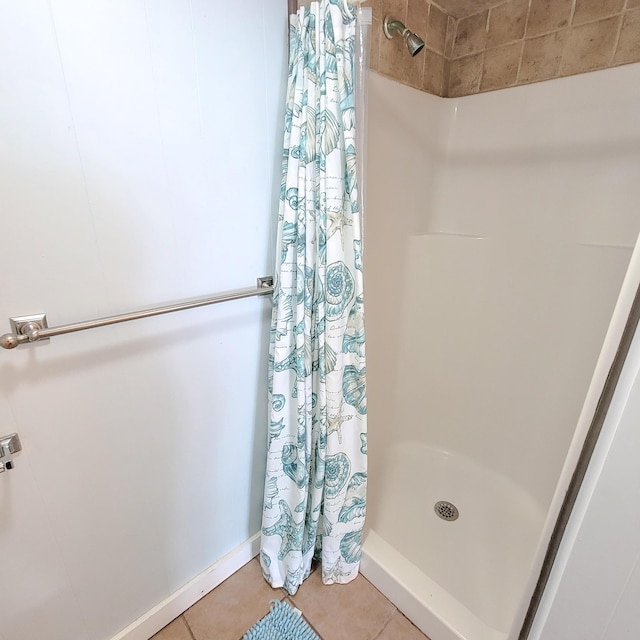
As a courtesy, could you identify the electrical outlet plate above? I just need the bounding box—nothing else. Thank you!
[0,433,21,455]
[0,433,22,472]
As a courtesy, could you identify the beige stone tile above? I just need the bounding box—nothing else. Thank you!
[290,570,397,640]
[377,610,431,639]
[519,30,569,84]
[526,0,573,37]
[407,0,430,42]
[444,14,457,57]
[375,0,408,24]
[480,40,523,91]
[151,617,193,640]
[447,52,484,96]
[425,3,448,54]
[183,559,285,640]
[613,8,640,65]
[422,49,446,95]
[436,0,502,18]
[452,10,489,58]
[559,16,621,76]
[572,0,625,26]
[404,50,428,91]
[487,0,529,48]
[379,10,409,74]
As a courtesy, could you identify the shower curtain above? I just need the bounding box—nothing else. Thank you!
[260,0,369,595]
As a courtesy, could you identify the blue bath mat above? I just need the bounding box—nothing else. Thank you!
[243,600,320,640]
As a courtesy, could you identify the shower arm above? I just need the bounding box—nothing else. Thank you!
[385,19,410,39]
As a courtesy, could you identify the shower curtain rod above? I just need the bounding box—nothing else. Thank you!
[0,276,274,350]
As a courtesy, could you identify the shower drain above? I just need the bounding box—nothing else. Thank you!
[434,501,459,521]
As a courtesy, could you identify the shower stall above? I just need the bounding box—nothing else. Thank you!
[360,64,640,640]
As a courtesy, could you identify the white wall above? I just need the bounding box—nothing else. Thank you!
[0,2,287,639]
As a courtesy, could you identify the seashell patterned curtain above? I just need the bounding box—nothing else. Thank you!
[260,0,368,595]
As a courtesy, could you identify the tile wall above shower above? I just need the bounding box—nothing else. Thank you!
[445,0,640,96]
[297,0,640,97]
[370,0,453,96]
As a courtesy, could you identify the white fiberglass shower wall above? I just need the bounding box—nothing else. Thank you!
[362,63,640,640]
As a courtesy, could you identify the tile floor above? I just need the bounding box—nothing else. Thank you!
[151,558,430,640]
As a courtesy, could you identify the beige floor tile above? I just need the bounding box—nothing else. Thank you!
[150,616,193,640]
[376,610,432,640]
[290,570,396,640]
[282,598,324,638]
[183,558,285,640]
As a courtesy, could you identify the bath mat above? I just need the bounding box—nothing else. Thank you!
[243,599,320,640]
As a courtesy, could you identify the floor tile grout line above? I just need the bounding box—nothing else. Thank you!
[371,608,400,640]
[181,613,197,640]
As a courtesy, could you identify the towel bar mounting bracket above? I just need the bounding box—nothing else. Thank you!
[6,314,49,348]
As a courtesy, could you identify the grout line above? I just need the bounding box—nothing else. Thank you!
[610,13,625,66]
[428,0,457,21]
[425,2,433,49]
[455,4,495,20]
[514,37,525,86]
[570,9,628,28]
[554,18,573,80]
[492,0,517,9]
[424,42,445,55]
[525,25,570,40]
[182,614,197,640]
[370,609,399,640]
[568,0,577,25]
[398,0,409,24]
[371,620,390,639]
[449,15,459,59]
[442,56,450,97]
[476,49,486,95]
[523,0,535,39]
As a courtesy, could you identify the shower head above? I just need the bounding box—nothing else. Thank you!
[405,31,426,57]
[383,16,425,57]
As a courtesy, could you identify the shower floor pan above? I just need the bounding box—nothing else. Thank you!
[361,444,544,640]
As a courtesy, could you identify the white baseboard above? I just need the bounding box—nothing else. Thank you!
[111,533,261,640]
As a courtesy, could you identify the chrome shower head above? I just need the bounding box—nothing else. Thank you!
[405,31,426,56]
[383,16,425,57]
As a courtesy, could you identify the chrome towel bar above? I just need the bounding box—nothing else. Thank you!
[0,276,274,350]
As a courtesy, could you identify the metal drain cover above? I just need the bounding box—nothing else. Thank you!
[434,501,459,521]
